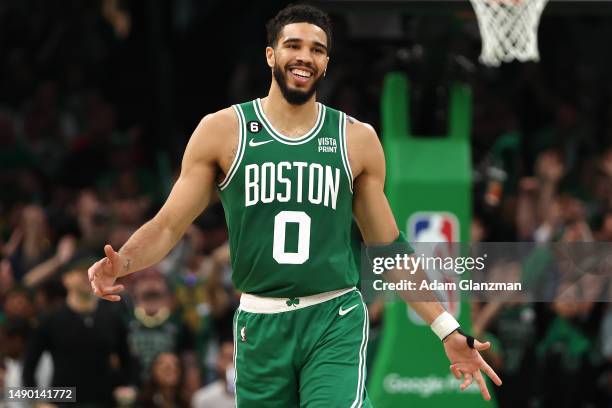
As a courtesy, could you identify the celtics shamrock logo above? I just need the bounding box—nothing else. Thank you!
[286,297,300,307]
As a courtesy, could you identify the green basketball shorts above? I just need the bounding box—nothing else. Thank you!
[233,287,374,408]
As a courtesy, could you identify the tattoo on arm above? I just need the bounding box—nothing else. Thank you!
[123,259,131,274]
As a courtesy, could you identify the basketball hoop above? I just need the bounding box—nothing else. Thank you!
[469,0,549,66]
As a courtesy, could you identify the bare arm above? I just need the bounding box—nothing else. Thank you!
[116,117,218,276]
[348,119,444,324]
[89,108,237,299]
[535,150,564,225]
[348,118,501,399]
[23,235,76,287]
[515,177,539,240]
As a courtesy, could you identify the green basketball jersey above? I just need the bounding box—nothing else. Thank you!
[218,98,358,298]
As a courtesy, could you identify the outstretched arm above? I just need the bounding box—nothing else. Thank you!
[349,118,444,322]
[348,118,502,400]
[89,109,237,300]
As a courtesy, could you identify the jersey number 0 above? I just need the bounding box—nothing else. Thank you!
[273,211,311,264]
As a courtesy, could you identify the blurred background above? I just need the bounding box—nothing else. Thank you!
[0,0,611,407]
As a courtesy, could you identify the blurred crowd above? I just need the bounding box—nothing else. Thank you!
[1,0,612,407]
[0,195,236,408]
[0,80,237,404]
[0,2,238,406]
[463,11,612,408]
[468,146,612,407]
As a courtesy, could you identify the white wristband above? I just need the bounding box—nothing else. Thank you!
[430,311,460,341]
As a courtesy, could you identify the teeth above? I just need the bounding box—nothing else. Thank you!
[291,68,312,78]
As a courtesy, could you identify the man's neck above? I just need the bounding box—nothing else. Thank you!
[67,292,97,313]
[262,82,318,138]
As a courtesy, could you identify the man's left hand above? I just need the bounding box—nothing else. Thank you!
[443,330,502,401]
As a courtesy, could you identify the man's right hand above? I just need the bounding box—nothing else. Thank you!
[88,244,125,301]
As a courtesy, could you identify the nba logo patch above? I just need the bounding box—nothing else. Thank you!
[407,212,459,242]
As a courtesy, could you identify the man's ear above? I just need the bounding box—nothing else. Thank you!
[265,46,275,69]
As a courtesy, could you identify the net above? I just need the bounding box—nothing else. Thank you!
[469,0,549,66]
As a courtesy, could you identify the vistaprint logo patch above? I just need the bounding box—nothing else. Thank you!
[317,137,337,153]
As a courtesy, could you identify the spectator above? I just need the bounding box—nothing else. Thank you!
[166,232,236,381]
[0,359,5,405]
[2,288,35,323]
[126,271,194,385]
[137,351,188,408]
[0,260,15,309]
[1,319,52,394]
[73,190,113,256]
[22,235,76,288]
[601,305,612,403]
[22,265,133,406]
[5,205,54,283]
[191,340,235,408]
[32,278,67,314]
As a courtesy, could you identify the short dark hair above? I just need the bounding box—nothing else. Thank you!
[266,4,332,52]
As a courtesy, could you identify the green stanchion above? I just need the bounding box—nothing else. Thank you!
[368,72,495,407]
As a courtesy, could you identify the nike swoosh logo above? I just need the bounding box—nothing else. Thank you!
[249,139,273,147]
[339,304,359,316]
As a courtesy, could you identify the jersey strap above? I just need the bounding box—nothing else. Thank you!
[218,104,247,190]
[338,112,353,192]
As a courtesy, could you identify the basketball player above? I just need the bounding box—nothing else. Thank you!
[89,5,501,406]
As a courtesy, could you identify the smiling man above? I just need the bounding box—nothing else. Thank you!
[88,4,501,407]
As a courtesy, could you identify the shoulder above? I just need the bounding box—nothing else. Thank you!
[195,106,239,141]
[343,115,384,177]
[345,115,380,149]
[184,106,239,161]
[192,381,225,403]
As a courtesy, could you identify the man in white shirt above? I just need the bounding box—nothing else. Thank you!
[192,340,235,408]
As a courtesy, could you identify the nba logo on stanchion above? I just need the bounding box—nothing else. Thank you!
[408,212,459,243]
[406,212,461,321]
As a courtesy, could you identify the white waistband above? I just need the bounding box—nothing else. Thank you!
[239,287,356,314]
